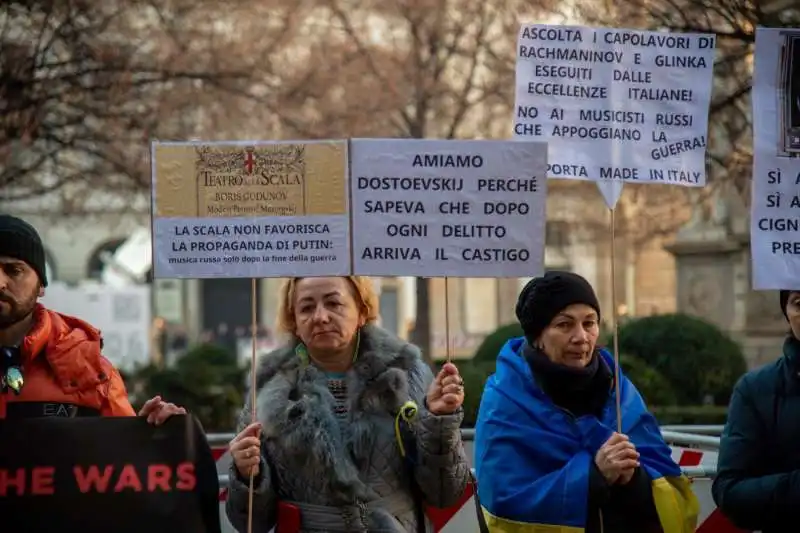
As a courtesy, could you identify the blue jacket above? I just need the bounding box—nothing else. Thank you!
[474,337,698,532]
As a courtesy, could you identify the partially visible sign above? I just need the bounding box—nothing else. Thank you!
[40,283,151,371]
[751,27,800,289]
[0,415,221,533]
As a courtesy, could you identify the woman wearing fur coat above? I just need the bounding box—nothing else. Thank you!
[225,276,471,533]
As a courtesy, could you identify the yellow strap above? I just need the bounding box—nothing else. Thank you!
[393,400,418,457]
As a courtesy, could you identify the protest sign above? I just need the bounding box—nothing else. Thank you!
[0,415,220,533]
[350,139,548,277]
[751,28,800,289]
[514,24,715,208]
[151,140,350,278]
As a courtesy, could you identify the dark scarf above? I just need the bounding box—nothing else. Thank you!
[523,343,612,418]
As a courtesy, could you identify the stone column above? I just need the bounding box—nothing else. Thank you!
[665,192,786,367]
[664,221,741,332]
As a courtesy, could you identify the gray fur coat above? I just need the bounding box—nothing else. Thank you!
[225,324,470,533]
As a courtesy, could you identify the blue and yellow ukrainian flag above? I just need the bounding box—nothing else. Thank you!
[474,338,698,533]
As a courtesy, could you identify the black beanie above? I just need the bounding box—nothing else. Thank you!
[516,271,600,343]
[781,290,793,321]
[0,214,48,287]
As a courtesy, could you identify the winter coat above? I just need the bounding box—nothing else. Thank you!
[225,324,471,532]
[713,335,800,532]
[0,304,135,419]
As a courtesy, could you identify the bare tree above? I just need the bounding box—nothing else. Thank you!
[232,0,554,363]
[582,0,800,206]
[0,0,264,208]
[1,0,559,360]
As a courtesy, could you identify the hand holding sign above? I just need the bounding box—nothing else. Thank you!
[138,394,186,425]
[594,432,639,484]
[426,363,465,415]
[230,422,262,479]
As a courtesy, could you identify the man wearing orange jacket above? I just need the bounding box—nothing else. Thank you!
[0,214,184,422]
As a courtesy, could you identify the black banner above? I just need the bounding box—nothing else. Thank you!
[0,415,221,533]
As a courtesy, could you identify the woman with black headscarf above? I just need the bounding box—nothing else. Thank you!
[713,290,800,532]
[474,270,698,533]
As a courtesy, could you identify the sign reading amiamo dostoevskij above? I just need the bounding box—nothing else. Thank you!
[350,139,548,277]
[151,141,349,278]
[0,415,220,533]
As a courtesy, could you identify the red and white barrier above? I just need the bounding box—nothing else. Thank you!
[212,446,231,502]
[669,447,748,533]
[672,446,718,468]
[213,445,746,532]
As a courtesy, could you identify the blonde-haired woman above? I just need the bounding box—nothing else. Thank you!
[225,276,470,533]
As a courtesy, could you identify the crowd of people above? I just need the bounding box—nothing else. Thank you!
[2,213,798,532]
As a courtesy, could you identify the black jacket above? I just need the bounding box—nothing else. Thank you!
[713,335,800,532]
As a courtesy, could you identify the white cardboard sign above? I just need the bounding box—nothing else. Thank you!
[349,139,548,277]
[751,28,800,289]
[514,24,715,208]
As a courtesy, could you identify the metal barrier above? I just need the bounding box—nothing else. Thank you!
[661,425,724,436]
[217,464,717,493]
[660,430,720,449]
[208,430,480,447]
[208,433,235,447]
[681,465,717,478]
[209,427,721,450]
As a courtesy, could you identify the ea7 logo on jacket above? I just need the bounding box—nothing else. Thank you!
[4,401,101,419]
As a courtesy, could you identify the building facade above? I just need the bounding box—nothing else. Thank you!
[5,177,683,362]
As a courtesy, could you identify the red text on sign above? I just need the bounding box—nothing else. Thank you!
[73,462,196,493]
[0,466,56,496]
